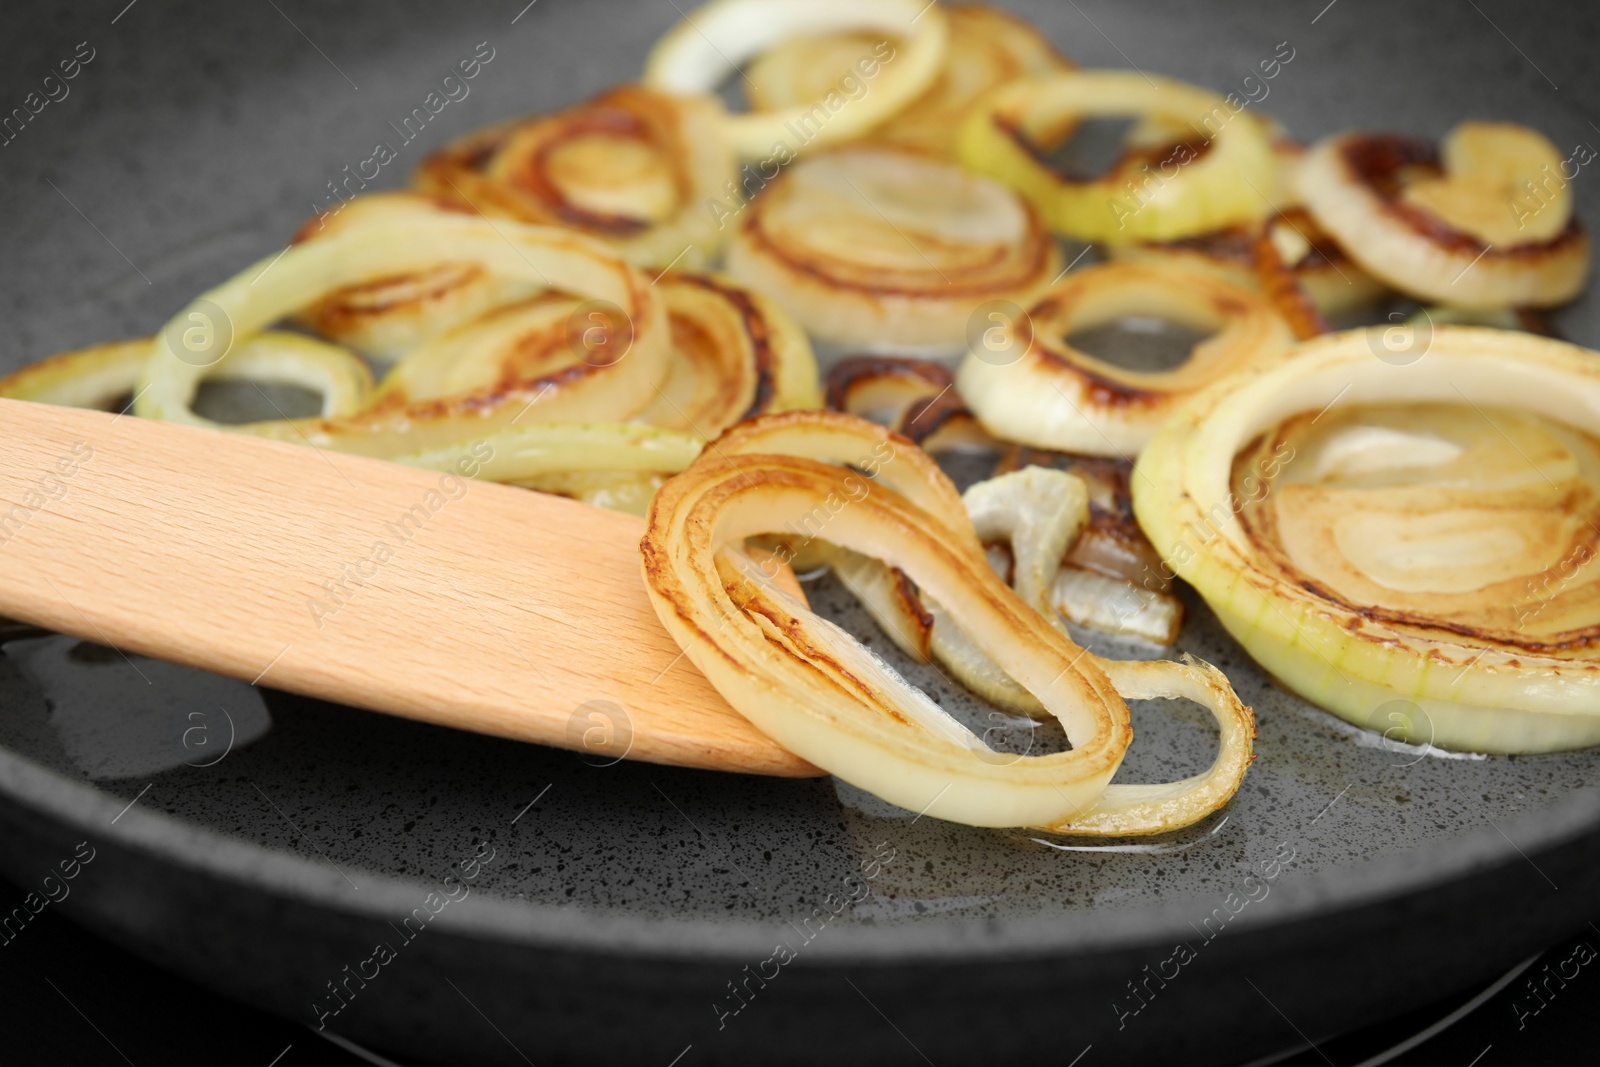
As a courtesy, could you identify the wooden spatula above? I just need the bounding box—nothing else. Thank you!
[0,397,817,777]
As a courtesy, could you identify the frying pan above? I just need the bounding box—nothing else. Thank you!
[1,1,1597,1064]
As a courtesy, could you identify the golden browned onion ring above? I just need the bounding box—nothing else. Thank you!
[294,195,546,363]
[959,71,1278,243]
[0,335,373,419]
[747,3,1074,160]
[137,199,673,460]
[957,261,1294,457]
[416,85,736,270]
[643,410,1254,834]
[727,146,1059,350]
[643,0,949,160]
[825,355,996,453]
[516,272,822,512]
[1297,127,1590,308]
[1136,326,1600,753]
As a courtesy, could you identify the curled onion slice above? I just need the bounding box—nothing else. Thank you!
[727,146,1059,350]
[643,0,948,160]
[1296,126,1590,308]
[635,273,822,433]
[294,196,545,362]
[1,334,372,423]
[1110,207,1388,337]
[1135,325,1600,754]
[959,71,1278,243]
[833,465,1087,714]
[643,410,1254,834]
[826,355,998,453]
[512,272,821,512]
[416,85,737,270]
[957,261,1293,456]
[390,423,704,484]
[747,3,1073,160]
[136,201,672,458]
[824,358,1185,643]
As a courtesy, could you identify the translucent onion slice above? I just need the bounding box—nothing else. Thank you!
[136,200,673,459]
[1296,127,1590,308]
[825,360,1185,644]
[1110,207,1388,333]
[294,196,546,362]
[635,273,822,434]
[994,446,1176,595]
[1052,566,1182,646]
[825,355,999,453]
[509,272,822,509]
[746,3,1073,160]
[832,466,1089,715]
[726,146,1059,349]
[0,334,372,423]
[1134,325,1600,754]
[642,0,949,160]
[416,85,737,270]
[642,411,1254,833]
[390,423,705,484]
[959,71,1278,243]
[956,261,1294,456]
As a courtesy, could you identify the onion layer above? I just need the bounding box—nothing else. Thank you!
[959,71,1278,243]
[747,3,1073,160]
[294,196,546,362]
[1296,127,1590,308]
[416,85,737,270]
[824,356,1185,643]
[643,0,949,160]
[1109,207,1388,335]
[0,334,373,424]
[727,146,1059,349]
[1134,325,1600,754]
[136,198,673,458]
[957,260,1294,456]
[643,410,1254,834]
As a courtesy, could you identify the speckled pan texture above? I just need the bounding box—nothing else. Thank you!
[1,2,1598,1066]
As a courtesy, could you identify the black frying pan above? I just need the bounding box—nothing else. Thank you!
[0,1,1597,1064]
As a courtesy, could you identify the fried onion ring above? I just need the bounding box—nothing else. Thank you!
[726,146,1059,350]
[416,85,737,270]
[1297,128,1590,308]
[957,261,1293,456]
[643,410,1254,834]
[643,0,949,160]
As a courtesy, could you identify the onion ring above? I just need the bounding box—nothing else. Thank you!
[136,199,672,458]
[957,260,1294,457]
[746,3,1073,160]
[293,196,546,362]
[1296,127,1590,308]
[642,0,949,160]
[726,146,1059,350]
[416,85,736,270]
[1,334,372,423]
[1135,325,1600,753]
[959,71,1278,243]
[643,410,1254,834]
